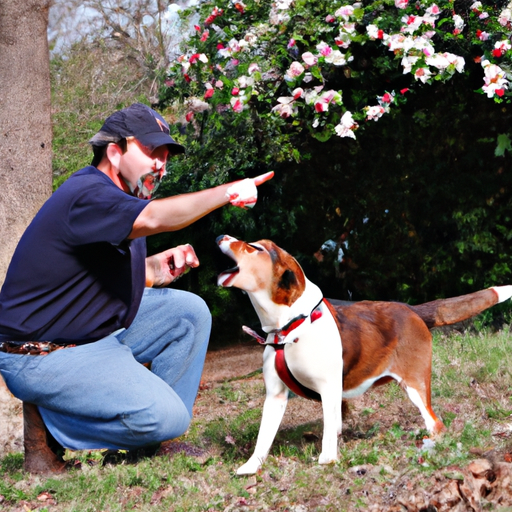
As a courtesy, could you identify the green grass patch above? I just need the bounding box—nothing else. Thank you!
[2,329,512,510]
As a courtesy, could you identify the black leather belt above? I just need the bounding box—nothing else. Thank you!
[0,341,74,355]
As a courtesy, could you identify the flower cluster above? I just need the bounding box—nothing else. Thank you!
[166,0,512,141]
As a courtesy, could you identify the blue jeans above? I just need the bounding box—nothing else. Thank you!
[0,288,211,450]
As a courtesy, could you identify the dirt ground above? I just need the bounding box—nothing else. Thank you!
[0,342,264,460]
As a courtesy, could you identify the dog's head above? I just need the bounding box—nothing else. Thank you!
[216,235,306,307]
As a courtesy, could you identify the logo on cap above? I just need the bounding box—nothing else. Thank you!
[155,118,168,133]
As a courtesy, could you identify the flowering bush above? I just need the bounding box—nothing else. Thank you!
[155,0,512,335]
[162,0,511,143]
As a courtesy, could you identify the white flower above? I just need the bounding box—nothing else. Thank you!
[401,55,419,74]
[325,50,348,66]
[401,15,423,34]
[498,7,512,26]
[365,105,386,121]
[453,14,465,30]
[367,24,381,40]
[335,111,358,139]
[481,60,509,97]
[238,76,255,88]
[495,40,512,52]
[276,0,294,9]
[414,67,432,83]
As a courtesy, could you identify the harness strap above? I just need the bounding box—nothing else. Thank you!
[272,297,334,401]
[274,345,321,401]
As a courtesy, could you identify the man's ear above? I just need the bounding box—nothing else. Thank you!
[106,143,123,169]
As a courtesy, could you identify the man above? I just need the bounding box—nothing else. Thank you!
[0,103,273,473]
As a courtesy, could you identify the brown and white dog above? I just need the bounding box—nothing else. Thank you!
[216,235,512,475]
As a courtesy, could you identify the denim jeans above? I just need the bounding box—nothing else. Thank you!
[0,288,211,450]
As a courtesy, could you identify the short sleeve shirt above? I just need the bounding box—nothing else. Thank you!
[0,166,150,344]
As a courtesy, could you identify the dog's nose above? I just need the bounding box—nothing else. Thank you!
[216,235,237,245]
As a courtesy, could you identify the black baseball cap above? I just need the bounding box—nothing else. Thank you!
[89,103,185,154]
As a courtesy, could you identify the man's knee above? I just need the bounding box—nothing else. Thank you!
[121,398,191,445]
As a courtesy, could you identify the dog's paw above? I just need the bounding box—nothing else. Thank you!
[318,452,338,465]
[236,457,263,475]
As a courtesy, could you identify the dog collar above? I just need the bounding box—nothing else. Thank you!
[242,297,325,345]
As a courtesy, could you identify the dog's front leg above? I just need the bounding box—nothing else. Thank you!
[318,382,343,465]
[237,346,289,475]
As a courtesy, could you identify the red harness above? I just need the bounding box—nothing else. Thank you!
[244,298,336,402]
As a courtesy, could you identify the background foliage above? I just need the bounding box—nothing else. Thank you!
[50,0,512,345]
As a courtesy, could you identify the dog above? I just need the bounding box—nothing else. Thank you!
[216,235,512,475]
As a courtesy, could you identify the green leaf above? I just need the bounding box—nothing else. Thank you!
[495,133,512,157]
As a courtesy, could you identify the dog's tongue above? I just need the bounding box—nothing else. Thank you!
[217,268,238,287]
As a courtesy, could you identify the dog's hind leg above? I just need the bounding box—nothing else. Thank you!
[237,346,289,475]
[403,383,445,435]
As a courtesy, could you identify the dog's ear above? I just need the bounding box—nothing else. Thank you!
[278,269,298,290]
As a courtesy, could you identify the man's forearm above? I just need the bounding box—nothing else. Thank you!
[130,183,232,239]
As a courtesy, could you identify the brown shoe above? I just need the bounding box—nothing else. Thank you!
[23,402,67,474]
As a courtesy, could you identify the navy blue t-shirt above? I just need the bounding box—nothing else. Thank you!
[0,166,150,344]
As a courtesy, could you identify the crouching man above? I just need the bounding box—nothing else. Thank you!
[0,103,273,472]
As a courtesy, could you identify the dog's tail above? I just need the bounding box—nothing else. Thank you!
[408,285,512,329]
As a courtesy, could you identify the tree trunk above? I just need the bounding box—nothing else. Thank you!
[0,0,52,288]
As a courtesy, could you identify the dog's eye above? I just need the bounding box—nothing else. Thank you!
[248,244,263,252]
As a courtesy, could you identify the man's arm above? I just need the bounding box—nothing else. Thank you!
[129,172,273,238]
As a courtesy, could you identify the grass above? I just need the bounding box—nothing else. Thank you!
[1,327,512,511]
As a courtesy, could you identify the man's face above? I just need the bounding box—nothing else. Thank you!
[117,139,170,199]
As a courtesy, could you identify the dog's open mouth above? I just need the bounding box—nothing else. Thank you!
[217,265,239,287]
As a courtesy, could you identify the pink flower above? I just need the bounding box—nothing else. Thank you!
[476,30,489,41]
[400,88,409,94]
[200,30,209,42]
[326,15,335,23]
[189,54,200,64]
[395,0,408,8]
[186,112,194,122]
[194,25,200,31]
[315,101,328,113]
[292,87,304,99]
[287,38,296,49]
[382,93,393,103]
[184,74,191,83]
[287,61,305,78]
[232,99,244,113]
[232,87,240,95]
[204,88,214,99]
[302,52,318,66]
[215,80,224,89]
[248,63,260,75]
[496,88,505,97]
[317,42,332,56]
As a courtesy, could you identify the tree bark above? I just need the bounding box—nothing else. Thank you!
[0,0,52,287]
